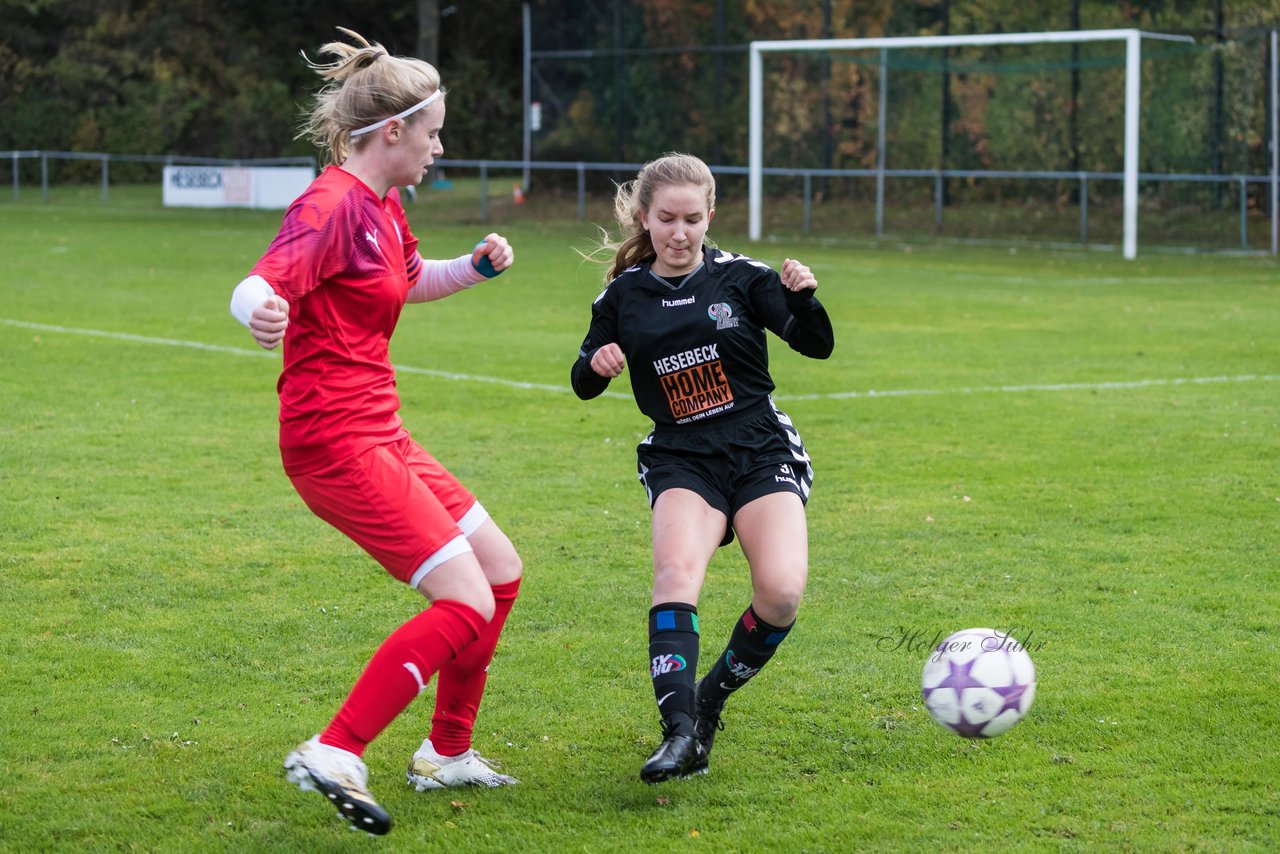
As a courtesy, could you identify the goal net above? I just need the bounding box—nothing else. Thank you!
[747,29,1277,257]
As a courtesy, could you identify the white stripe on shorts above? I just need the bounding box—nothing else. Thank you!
[638,459,653,504]
[407,501,491,588]
[770,398,814,499]
[457,500,490,537]
[409,534,474,589]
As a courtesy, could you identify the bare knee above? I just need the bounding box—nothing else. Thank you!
[416,555,498,621]
[752,573,806,626]
[653,559,705,604]
[457,585,497,622]
[487,545,523,585]
[472,523,523,586]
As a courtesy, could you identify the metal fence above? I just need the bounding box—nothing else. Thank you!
[4,150,1276,254]
[437,158,1279,253]
[1,150,316,202]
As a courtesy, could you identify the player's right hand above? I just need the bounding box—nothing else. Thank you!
[590,342,626,378]
[249,295,290,350]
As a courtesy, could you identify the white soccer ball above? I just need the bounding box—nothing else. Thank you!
[921,628,1036,738]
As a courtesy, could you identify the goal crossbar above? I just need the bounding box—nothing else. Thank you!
[747,29,1197,258]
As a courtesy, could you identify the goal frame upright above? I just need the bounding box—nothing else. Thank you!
[747,29,1196,259]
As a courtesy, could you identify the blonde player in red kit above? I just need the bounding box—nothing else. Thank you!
[229,29,521,835]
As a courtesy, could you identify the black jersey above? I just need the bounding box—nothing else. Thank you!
[571,246,834,428]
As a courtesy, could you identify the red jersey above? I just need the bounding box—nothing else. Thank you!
[251,166,425,474]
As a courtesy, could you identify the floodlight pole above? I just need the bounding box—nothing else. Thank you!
[748,29,1194,257]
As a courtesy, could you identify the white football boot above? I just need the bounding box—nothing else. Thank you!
[406,737,520,790]
[284,736,391,835]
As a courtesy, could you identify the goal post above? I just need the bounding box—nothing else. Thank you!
[748,29,1196,259]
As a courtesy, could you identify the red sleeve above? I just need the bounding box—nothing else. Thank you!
[250,192,353,302]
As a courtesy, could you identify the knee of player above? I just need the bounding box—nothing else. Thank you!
[474,526,524,584]
[653,559,704,590]
[449,583,496,622]
[752,577,806,625]
[468,590,498,623]
[493,549,523,583]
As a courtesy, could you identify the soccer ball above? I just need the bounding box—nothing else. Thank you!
[921,628,1036,738]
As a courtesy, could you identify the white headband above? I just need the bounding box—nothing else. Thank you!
[349,90,442,138]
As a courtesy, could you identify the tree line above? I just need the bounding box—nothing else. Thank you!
[0,0,523,161]
[4,1,1280,181]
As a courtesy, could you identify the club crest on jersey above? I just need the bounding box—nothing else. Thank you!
[708,302,739,329]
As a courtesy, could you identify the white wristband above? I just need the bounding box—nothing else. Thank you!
[230,275,275,327]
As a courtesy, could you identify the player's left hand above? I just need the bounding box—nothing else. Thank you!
[473,233,514,277]
[781,258,817,292]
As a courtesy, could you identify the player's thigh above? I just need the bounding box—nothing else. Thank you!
[467,518,522,586]
[414,549,495,620]
[733,491,809,621]
[651,488,726,606]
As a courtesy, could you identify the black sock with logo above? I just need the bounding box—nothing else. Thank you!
[648,602,700,737]
[699,604,793,707]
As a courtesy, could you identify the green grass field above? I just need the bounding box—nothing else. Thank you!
[1,187,1278,852]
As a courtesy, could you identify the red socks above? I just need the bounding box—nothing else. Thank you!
[320,599,486,756]
[428,578,521,756]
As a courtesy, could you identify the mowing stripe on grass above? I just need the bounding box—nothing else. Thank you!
[4,317,1277,402]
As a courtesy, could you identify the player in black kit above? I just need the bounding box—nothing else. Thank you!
[570,153,834,782]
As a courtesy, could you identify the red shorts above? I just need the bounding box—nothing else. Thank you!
[289,436,484,586]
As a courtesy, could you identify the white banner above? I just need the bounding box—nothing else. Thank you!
[162,166,313,209]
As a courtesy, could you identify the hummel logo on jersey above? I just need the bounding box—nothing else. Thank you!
[662,296,696,308]
[651,653,687,678]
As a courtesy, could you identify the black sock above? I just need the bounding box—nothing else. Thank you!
[700,605,793,706]
[648,602,699,736]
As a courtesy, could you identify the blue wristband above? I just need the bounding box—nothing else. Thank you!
[471,242,501,278]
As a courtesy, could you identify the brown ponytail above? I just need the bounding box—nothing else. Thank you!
[602,153,716,281]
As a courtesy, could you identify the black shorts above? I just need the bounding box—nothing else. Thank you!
[636,399,814,547]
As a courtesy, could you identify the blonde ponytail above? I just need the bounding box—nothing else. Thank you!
[298,28,445,165]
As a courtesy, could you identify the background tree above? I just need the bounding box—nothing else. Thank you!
[4,0,1280,198]
[0,0,521,161]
